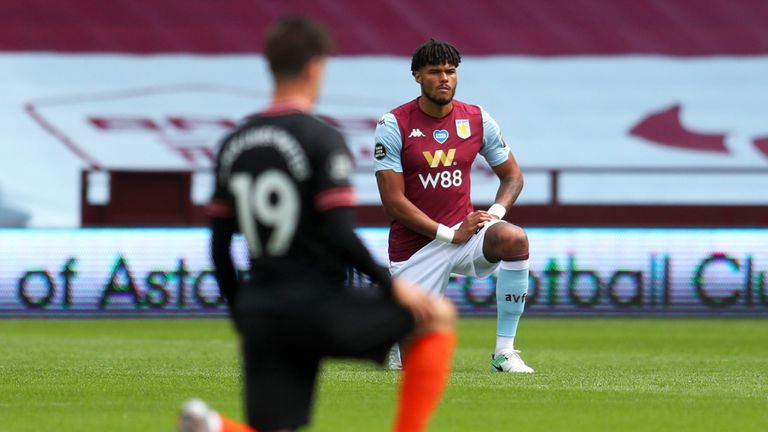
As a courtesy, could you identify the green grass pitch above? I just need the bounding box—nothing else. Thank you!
[0,318,766,431]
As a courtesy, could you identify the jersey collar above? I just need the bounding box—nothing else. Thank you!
[262,97,313,116]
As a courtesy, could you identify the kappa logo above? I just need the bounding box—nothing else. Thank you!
[409,128,426,138]
[422,149,456,168]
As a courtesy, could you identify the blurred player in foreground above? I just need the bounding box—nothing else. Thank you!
[374,40,533,373]
[178,17,457,432]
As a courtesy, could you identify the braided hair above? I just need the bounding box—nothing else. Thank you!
[410,39,461,74]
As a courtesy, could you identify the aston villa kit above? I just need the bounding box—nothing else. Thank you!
[374,98,510,262]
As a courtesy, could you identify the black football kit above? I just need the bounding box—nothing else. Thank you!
[208,108,414,431]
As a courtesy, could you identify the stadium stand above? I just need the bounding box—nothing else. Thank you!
[2,0,767,227]
[2,0,768,55]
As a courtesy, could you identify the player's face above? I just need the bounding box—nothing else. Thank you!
[415,63,457,106]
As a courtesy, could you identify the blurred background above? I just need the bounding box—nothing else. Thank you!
[1,0,767,316]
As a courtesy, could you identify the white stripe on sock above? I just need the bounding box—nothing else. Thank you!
[500,259,529,271]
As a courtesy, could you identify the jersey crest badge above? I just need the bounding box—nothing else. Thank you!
[433,129,449,144]
[456,119,471,139]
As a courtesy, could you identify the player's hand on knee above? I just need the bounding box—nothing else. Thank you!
[454,211,493,243]
[392,279,438,327]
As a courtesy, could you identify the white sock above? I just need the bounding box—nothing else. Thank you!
[209,411,223,432]
[388,343,402,369]
[495,336,515,353]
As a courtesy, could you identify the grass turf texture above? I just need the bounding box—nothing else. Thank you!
[0,318,765,432]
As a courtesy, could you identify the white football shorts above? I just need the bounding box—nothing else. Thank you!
[389,220,503,296]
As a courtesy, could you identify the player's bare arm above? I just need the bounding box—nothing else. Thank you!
[490,151,524,216]
[376,169,441,237]
[376,169,492,243]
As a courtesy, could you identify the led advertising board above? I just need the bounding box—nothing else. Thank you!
[1,228,766,316]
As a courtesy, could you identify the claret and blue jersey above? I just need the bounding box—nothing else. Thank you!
[374,98,510,261]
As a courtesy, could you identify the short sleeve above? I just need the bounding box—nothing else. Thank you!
[373,113,403,172]
[478,107,510,167]
[314,129,357,212]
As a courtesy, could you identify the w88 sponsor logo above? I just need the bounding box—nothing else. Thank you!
[418,170,463,189]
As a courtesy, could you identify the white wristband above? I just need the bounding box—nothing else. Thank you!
[488,203,507,219]
[435,224,455,243]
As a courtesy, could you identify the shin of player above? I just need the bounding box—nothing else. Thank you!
[484,220,533,373]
